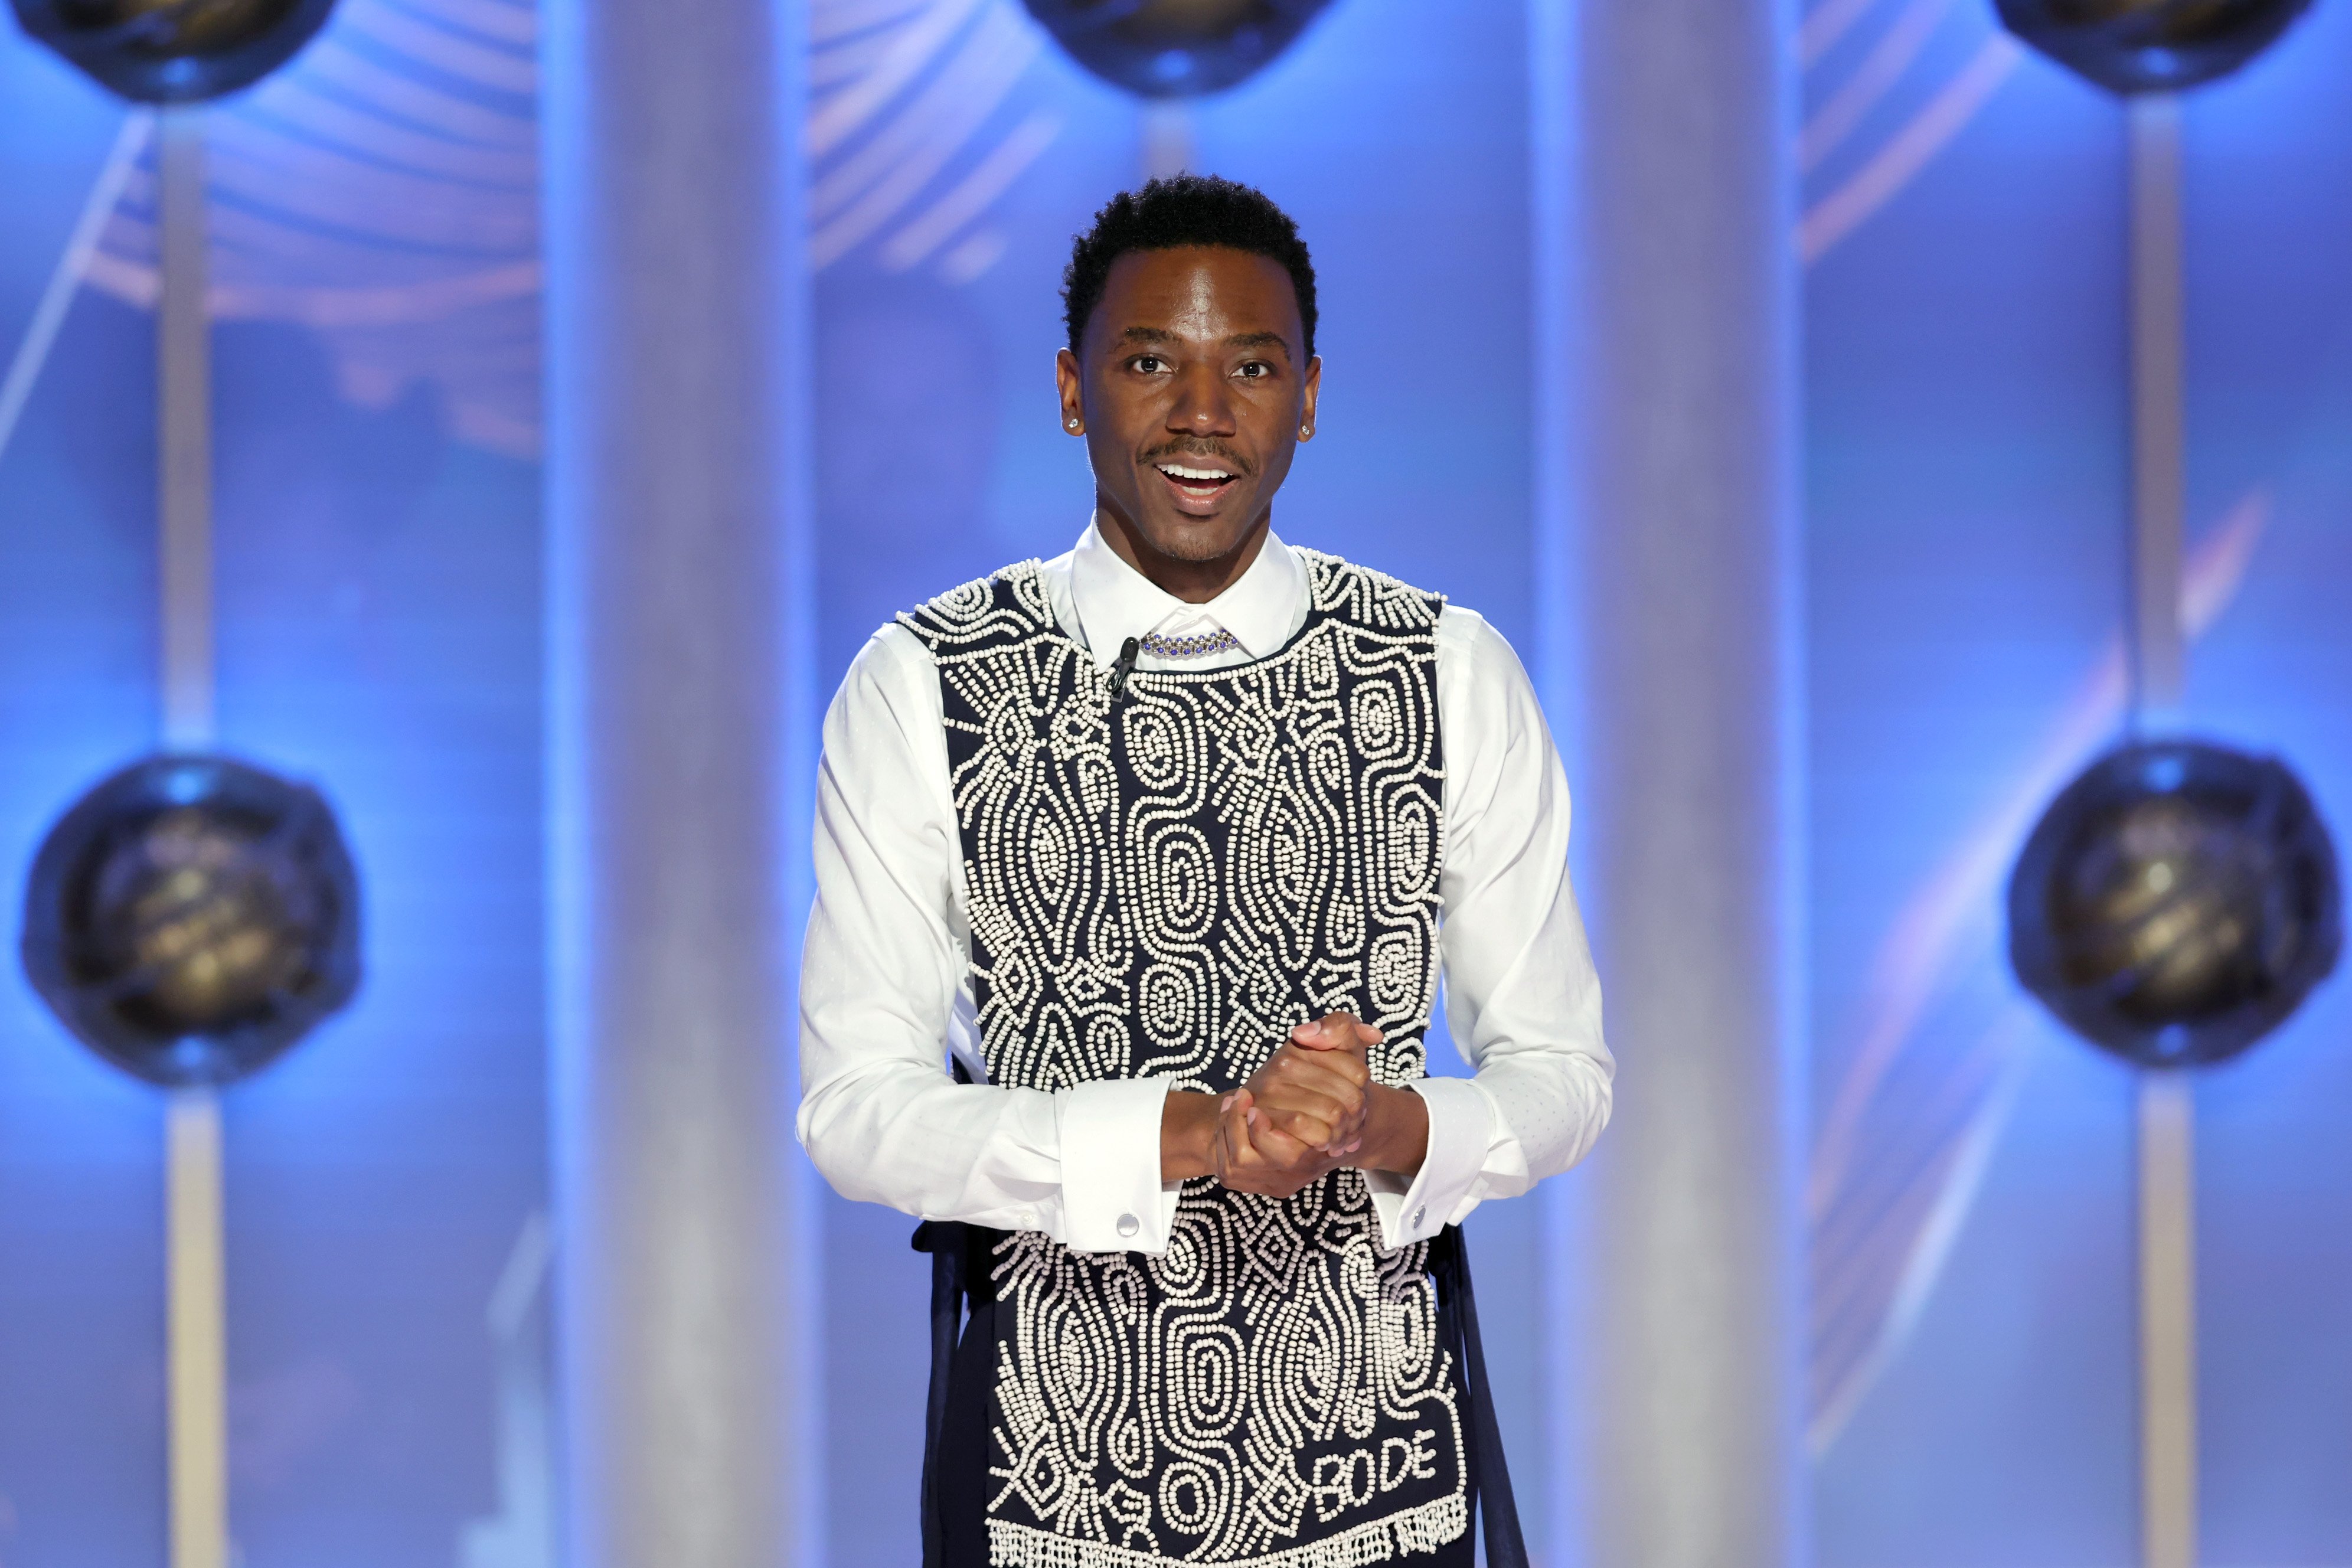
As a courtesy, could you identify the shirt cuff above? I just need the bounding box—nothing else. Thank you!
[1367,1077,1497,1251]
[1055,1077,1183,1253]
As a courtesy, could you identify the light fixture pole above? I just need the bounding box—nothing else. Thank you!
[2126,90,2197,1568]
[156,102,229,1568]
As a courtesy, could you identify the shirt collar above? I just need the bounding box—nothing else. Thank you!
[1068,515,1307,668]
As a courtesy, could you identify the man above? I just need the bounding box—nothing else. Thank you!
[799,175,1611,1568]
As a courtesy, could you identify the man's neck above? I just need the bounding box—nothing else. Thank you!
[1095,500,1271,605]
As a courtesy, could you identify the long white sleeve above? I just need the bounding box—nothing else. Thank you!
[796,624,1183,1250]
[1361,607,1615,1250]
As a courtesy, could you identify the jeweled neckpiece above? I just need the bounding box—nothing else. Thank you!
[1137,627,1242,660]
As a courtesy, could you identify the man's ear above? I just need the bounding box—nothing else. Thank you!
[1056,347,1085,434]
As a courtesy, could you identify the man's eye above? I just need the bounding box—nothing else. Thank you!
[1132,355,1168,374]
[1236,361,1271,379]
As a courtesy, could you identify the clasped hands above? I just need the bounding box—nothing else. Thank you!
[1161,1012,1429,1200]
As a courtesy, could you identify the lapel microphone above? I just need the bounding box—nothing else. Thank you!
[1109,636,1141,704]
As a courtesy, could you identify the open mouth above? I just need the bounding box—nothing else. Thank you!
[1153,460,1239,505]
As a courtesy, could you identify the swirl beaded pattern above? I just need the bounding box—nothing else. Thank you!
[899,554,1462,1567]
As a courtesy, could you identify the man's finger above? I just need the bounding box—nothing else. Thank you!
[1289,1014,1382,1062]
[1250,1082,1358,1133]
[1256,1104,1339,1149]
[1215,1090,1257,1176]
[1249,1089,1363,1145]
[1251,1105,1364,1142]
[1243,1107,1321,1170]
[1299,1047,1371,1088]
[1252,1073,1353,1110]
[1223,1090,1260,1152]
[1264,1043,1369,1090]
[1293,1012,1358,1048]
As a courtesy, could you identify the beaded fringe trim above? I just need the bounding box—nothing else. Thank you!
[986,1494,1467,1568]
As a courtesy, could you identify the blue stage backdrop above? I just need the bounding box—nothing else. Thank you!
[0,5,546,1566]
[1802,2,2352,1564]
[6,1,2352,1565]
[0,53,171,1568]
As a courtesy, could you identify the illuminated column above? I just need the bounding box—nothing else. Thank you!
[542,1,816,1565]
[1537,1,1805,1564]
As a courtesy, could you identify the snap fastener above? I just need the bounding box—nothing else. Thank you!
[1116,1213,1140,1238]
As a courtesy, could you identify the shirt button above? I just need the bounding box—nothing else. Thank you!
[1116,1213,1140,1239]
[1412,1206,1427,1229]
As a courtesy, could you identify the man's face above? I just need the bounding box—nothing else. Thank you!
[1056,246,1320,567]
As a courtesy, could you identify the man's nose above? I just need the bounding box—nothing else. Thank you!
[1167,363,1237,435]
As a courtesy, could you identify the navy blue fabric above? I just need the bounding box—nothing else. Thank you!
[1430,1226,1529,1568]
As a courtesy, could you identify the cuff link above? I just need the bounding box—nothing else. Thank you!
[1116,1212,1140,1239]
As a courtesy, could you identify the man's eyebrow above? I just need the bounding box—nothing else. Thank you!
[1119,326,1177,344]
[1224,331,1293,361]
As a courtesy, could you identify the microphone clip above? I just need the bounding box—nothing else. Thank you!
[1109,636,1141,705]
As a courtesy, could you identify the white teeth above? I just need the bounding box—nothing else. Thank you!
[1158,463,1233,482]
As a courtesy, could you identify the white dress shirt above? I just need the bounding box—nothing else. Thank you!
[798,522,1612,1255]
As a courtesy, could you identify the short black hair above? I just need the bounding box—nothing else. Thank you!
[1061,175,1318,360]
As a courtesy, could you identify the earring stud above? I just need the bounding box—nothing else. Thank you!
[1067,417,1079,429]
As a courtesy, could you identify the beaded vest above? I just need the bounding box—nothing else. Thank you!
[900,552,1465,1568]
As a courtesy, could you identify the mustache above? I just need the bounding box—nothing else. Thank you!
[1141,439,1253,476]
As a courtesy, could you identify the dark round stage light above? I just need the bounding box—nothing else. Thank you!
[1023,0,1335,99]
[1993,0,2316,95]
[2008,739,2341,1069]
[9,0,339,104]
[21,754,362,1088]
